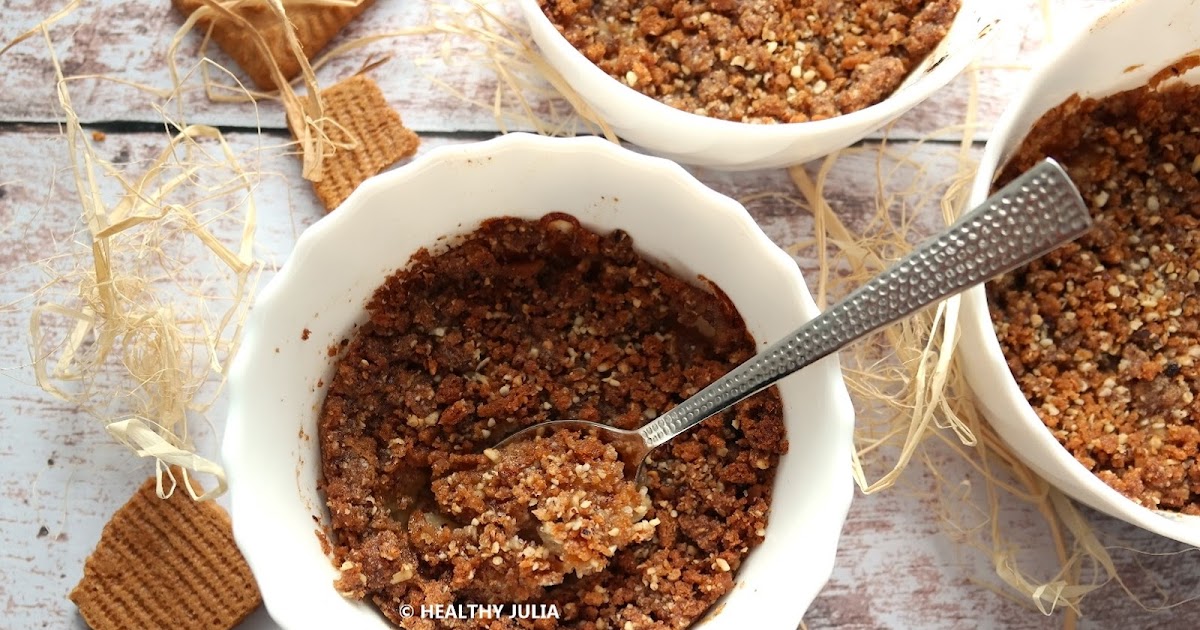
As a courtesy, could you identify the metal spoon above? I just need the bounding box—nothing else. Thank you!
[496,159,1091,477]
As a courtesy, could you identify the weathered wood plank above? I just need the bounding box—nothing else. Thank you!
[0,0,1117,144]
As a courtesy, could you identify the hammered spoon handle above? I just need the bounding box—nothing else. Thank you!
[635,158,1090,449]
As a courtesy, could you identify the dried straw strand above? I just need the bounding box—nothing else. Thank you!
[21,6,262,501]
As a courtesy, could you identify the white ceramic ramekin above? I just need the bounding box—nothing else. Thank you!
[960,0,1200,547]
[223,133,857,628]
[516,0,1002,170]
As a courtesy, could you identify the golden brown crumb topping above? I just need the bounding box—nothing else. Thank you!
[539,0,960,123]
[320,215,788,629]
[988,78,1200,515]
[405,428,656,604]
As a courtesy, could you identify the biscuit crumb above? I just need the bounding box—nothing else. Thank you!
[989,78,1200,515]
[320,215,786,627]
[539,0,959,123]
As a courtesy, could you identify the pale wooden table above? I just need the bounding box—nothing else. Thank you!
[1,1,1198,628]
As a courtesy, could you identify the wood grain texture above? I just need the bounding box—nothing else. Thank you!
[1,0,1197,628]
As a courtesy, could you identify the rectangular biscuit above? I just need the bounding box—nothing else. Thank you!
[69,470,262,630]
[173,0,376,90]
[290,74,421,211]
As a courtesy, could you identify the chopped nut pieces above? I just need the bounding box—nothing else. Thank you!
[320,214,787,628]
[172,0,376,90]
[988,78,1200,515]
[479,430,650,572]
[406,428,656,602]
[69,470,262,630]
[288,74,420,211]
[539,0,960,123]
